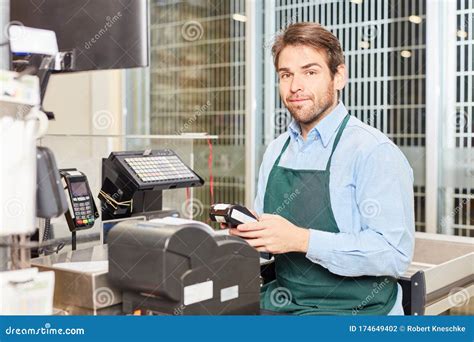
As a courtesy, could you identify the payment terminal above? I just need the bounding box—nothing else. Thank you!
[60,169,98,232]
[209,204,273,260]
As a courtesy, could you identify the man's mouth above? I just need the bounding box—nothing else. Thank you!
[288,98,310,103]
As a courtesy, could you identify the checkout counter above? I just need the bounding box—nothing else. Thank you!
[399,233,473,315]
[20,141,275,315]
[31,221,262,316]
[28,148,263,316]
[4,142,472,316]
[31,229,473,316]
[27,146,474,315]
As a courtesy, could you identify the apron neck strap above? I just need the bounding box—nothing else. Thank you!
[273,136,291,167]
[272,114,350,170]
[325,114,350,171]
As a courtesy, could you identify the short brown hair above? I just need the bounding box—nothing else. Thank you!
[272,22,345,78]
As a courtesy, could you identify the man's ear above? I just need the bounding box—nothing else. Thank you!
[334,64,347,91]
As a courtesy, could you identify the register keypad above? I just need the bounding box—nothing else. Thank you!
[124,155,198,183]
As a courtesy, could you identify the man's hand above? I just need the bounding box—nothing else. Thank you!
[229,214,310,254]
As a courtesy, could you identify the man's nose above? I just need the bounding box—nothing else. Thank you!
[290,74,304,93]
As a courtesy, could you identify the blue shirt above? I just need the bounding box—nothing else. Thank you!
[254,102,415,280]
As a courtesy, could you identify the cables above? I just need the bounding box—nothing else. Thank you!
[99,190,133,211]
[42,218,51,242]
[38,219,65,255]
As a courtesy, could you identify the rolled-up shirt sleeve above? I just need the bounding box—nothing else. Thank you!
[306,142,415,278]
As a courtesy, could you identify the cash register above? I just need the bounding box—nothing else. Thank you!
[32,148,262,315]
[99,149,204,221]
[101,150,261,315]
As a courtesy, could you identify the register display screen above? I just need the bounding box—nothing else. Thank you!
[70,181,88,197]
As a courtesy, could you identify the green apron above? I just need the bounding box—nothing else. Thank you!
[260,114,397,315]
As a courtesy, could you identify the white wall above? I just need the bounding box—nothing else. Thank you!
[44,70,123,135]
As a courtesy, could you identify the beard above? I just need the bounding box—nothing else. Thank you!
[285,85,337,126]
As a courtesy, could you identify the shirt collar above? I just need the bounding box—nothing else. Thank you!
[287,102,348,148]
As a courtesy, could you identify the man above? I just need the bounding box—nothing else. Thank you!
[229,23,415,315]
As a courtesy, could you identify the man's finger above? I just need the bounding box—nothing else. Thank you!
[237,222,267,231]
[230,229,265,239]
[245,238,266,248]
[259,213,278,221]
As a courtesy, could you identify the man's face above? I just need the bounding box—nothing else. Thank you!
[277,45,344,126]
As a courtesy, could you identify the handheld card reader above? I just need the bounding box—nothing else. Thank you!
[60,169,98,232]
[209,204,257,227]
[209,204,272,260]
[59,168,98,250]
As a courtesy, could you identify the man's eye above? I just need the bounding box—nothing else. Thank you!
[306,70,317,76]
[280,73,291,79]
